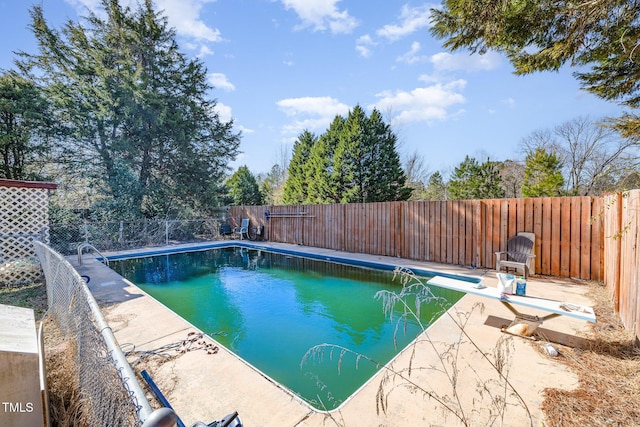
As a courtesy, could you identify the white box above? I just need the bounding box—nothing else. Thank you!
[0,303,45,426]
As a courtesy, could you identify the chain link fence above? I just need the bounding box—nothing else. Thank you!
[33,241,154,426]
[50,216,229,256]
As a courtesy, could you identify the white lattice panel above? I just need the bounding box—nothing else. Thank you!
[0,186,50,286]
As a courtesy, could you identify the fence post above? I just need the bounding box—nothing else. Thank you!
[83,221,89,244]
[165,220,169,245]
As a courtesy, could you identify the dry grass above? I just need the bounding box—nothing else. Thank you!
[44,329,88,427]
[0,281,48,318]
[541,281,640,427]
[0,284,88,426]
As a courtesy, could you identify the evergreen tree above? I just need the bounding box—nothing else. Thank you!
[364,108,412,202]
[283,130,316,204]
[19,0,240,218]
[227,166,263,206]
[448,156,505,200]
[0,72,52,180]
[283,106,411,204]
[424,171,447,200]
[296,105,411,203]
[332,105,367,203]
[306,116,343,203]
[521,148,565,197]
[431,0,640,139]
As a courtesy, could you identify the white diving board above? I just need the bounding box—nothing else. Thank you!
[427,275,596,324]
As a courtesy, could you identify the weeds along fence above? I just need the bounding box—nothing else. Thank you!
[228,196,605,281]
[33,241,153,426]
[49,217,227,256]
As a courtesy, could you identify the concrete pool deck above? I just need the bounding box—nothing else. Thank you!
[70,241,595,426]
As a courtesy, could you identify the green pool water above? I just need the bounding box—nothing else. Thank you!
[110,247,463,410]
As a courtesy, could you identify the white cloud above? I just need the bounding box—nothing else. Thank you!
[280,0,359,34]
[237,125,254,134]
[417,74,441,84]
[377,4,433,41]
[276,96,350,138]
[396,41,428,64]
[156,0,222,42]
[370,80,467,124]
[208,73,235,91]
[65,0,223,50]
[214,102,233,123]
[430,51,501,72]
[277,96,350,117]
[356,34,376,58]
[197,45,214,57]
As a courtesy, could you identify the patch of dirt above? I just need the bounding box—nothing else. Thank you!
[541,281,640,427]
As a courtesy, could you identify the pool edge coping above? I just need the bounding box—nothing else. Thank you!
[100,241,485,414]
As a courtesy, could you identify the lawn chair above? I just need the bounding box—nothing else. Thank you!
[495,232,536,279]
[219,223,232,237]
[234,218,250,240]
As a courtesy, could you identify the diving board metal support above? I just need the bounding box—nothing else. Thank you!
[499,299,561,323]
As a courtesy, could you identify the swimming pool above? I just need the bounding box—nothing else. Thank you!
[110,245,465,410]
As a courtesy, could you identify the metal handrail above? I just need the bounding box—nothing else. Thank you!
[77,242,109,266]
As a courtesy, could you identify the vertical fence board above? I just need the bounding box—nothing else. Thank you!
[591,197,603,281]
[465,201,473,266]
[532,198,543,275]
[540,198,552,275]
[570,197,582,278]
[492,200,501,266]
[441,200,448,263]
[560,198,572,277]
[581,197,593,279]
[550,198,562,276]
[501,199,510,254]
[515,198,524,233]
[432,202,440,263]
[454,201,460,264]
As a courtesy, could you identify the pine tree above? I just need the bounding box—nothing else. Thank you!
[424,171,447,200]
[332,105,367,203]
[283,130,316,204]
[364,108,412,202]
[0,72,52,180]
[227,166,264,205]
[448,156,505,200]
[306,116,343,203]
[283,106,411,204]
[521,148,565,197]
[19,0,240,218]
[431,0,640,139]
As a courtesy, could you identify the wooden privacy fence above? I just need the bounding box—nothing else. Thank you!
[228,195,604,281]
[604,190,640,344]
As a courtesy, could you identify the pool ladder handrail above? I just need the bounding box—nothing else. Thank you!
[77,242,109,267]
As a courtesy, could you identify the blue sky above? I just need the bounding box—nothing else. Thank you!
[0,0,628,177]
